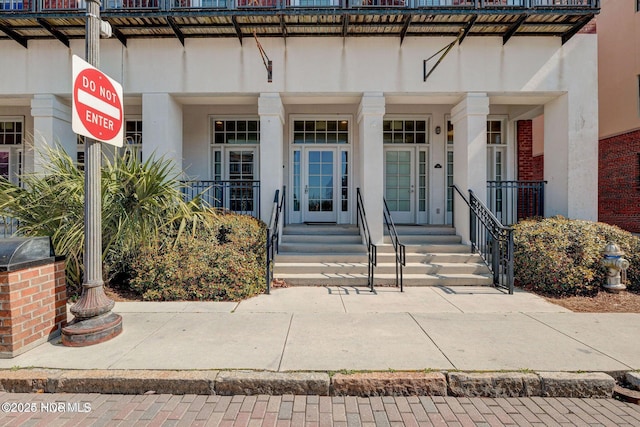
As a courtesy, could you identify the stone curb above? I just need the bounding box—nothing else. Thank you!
[0,369,620,398]
[331,372,447,397]
[215,371,329,396]
[447,372,541,397]
[626,371,640,391]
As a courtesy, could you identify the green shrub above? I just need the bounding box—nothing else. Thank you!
[129,212,266,301]
[513,216,640,296]
[0,146,210,296]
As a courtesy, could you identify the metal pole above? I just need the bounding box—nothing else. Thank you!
[62,0,122,346]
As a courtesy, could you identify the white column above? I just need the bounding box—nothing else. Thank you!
[451,93,489,245]
[142,93,183,173]
[357,92,385,245]
[544,93,598,221]
[258,93,285,224]
[30,94,76,173]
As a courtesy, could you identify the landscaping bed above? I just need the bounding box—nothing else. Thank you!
[542,290,640,313]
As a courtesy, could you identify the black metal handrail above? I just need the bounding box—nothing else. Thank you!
[266,186,285,294]
[486,180,545,226]
[451,184,514,294]
[356,188,376,291]
[181,180,260,218]
[383,198,405,292]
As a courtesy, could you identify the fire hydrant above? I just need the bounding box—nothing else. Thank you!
[602,242,629,293]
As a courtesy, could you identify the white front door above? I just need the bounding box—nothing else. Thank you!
[384,147,415,224]
[303,148,337,223]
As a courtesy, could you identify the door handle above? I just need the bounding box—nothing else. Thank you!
[305,185,308,194]
[410,185,415,193]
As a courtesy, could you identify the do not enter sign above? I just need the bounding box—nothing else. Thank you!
[72,55,124,147]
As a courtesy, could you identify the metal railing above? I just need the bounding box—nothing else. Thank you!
[487,180,545,226]
[266,187,285,294]
[1,0,598,12]
[383,198,405,292]
[451,184,514,294]
[181,180,260,218]
[356,188,376,291]
[0,216,18,238]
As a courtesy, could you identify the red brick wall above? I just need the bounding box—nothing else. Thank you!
[517,120,544,181]
[599,129,640,233]
[532,155,544,181]
[0,260,67,357]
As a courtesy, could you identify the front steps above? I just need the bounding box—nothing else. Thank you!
[273,224,493,287]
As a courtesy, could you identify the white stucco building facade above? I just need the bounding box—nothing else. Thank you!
[0,1,599,244]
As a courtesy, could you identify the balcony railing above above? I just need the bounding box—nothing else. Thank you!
[0,0,599,48]
[0,0,599,11]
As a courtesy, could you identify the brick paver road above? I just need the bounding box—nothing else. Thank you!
[0,393,639,426]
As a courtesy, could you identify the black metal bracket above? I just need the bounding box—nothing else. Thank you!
[232,16,243,46]
[37,18,69,48]
[167,16,185,46]
[254,31,272,83]
[423,26,467,82]
[0,21,28,48]
[561,14,594,45]
[503,14,527,45]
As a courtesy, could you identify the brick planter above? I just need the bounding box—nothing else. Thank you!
[0,258,67,358]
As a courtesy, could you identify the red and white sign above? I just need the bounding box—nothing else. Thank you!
[72,55,124,147]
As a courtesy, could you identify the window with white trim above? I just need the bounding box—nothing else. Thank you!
[0,117,24,184]
[124,120,143,161]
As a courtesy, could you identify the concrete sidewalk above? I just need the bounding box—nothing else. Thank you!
[0,286,637,373]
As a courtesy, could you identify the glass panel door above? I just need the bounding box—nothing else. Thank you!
[227,149,257,216]
[0,151,9,180]
[384,148,414,224]
[304,149,337,222]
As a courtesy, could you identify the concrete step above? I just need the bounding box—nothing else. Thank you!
[282,234,362,244]
[275,253,369,263]
[377,252,484,264]
[274,262,490,275]
[385,225,456,235]
[283,224,360,236]
[274,273,493,287]
[376,243,473,254]
[383,234,462,245]
[279,243,367,254]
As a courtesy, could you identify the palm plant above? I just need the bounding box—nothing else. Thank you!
[0,146,214,295]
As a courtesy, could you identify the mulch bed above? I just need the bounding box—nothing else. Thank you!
[542,290,640,313]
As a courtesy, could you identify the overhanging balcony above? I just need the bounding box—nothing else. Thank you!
[0,0,599,48]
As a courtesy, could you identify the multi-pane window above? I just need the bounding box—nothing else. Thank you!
[383,120,427,144]
[124,120,143,161]
[341,151,348,212]
[77,135,86,171]
[0,120,22,145]
[213,120,260,144]
[446,121,454,215]
[0,118,23,183]
[293,120,348,144]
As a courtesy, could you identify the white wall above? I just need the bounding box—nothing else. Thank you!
[1,36,592,97]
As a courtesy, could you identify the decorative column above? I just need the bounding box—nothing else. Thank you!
[142,93,183,173]
[357,92,385,244]
[258,93,285,224]
[451,93,489,245]
[30,94,76,172]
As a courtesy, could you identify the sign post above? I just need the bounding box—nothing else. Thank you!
[62,2,123,346]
